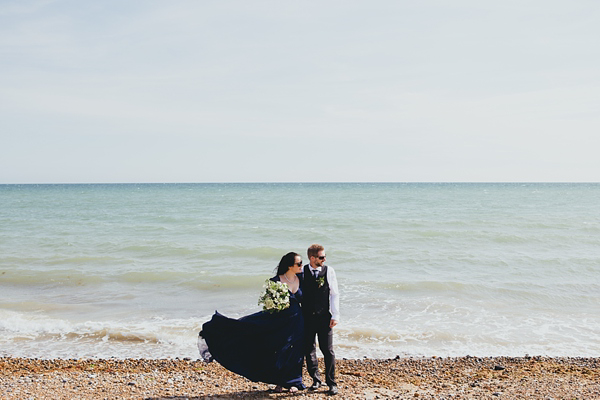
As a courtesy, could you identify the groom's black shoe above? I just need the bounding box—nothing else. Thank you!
[327,385,338,395]
[309,381,321,390]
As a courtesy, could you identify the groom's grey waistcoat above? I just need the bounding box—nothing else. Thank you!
[303,265,330,316]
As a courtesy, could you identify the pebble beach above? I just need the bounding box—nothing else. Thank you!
[1,356,598,399]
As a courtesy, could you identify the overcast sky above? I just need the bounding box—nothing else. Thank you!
[1,0,599,183]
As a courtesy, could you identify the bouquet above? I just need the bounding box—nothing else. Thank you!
[258,279,290,313]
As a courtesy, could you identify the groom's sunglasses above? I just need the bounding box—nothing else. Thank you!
[317,256,326,260]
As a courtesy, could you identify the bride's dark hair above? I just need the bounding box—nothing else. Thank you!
[275,252,300,275]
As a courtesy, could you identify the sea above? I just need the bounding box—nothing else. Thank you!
[1,183,599,360]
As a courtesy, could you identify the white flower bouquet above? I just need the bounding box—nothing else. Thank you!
[258,279,290,313]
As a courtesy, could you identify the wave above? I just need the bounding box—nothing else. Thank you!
[199,245,286,260]
[0,267,269,290]
[116,270,265,290]
[339,326,464,345]
[374,280,600,307]
[0,269,108,286]
[0,309,214,359]
[0,309,204,346]
[335,311,600,359]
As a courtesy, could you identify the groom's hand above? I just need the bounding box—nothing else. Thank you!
[329,319,338,328]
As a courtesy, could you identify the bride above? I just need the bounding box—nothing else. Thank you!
[198,252,305,392]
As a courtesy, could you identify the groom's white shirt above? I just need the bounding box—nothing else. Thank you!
[308,265,340,322]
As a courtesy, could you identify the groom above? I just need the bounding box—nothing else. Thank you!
[302,244,340,395]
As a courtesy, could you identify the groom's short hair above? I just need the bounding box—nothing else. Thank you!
[307,244,324,258]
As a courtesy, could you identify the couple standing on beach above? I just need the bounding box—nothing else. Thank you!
[199,244,341,396]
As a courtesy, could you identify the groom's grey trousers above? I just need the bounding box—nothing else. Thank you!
[304,313,336,387]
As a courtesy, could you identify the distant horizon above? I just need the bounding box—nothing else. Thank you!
[2,181,599,186]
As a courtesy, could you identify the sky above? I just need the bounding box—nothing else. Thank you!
[1,0,599,183]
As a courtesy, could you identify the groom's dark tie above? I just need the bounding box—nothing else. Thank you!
[313,270,318,278]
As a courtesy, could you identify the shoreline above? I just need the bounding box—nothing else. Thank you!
[1,356,598,399]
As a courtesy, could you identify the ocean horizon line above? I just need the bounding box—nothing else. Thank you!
[1,181,599,186]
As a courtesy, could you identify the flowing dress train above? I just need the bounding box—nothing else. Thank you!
[198,276,304,388]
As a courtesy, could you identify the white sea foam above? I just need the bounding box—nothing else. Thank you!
[0,309,209,359]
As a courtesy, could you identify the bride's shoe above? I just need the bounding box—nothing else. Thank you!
[289,386,298,393]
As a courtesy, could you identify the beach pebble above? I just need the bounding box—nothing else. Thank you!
[1,356,598,399]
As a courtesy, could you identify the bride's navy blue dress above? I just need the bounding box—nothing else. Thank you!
[198,276,304,389]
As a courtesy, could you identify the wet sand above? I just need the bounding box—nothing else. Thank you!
[1,356,598,399]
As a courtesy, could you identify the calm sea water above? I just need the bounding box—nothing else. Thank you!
[1,183,599,359]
